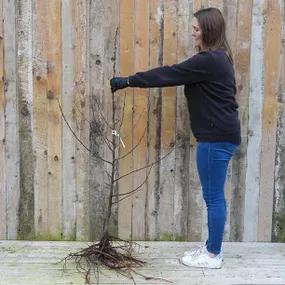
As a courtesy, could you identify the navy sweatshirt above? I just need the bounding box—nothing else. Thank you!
[128,49,241,145]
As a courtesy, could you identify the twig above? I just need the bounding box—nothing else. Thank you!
[132,269,174,283]
[114,148,173,183]
[112,165,153,202]
[57,98,112,165]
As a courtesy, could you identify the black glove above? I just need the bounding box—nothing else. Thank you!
[110,77,129,93]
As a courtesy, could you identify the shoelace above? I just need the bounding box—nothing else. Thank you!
[191,246,206,259]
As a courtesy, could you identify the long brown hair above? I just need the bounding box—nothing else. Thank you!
[194,7,233,64]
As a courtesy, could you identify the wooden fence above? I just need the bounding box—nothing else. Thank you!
[0,0,284,242]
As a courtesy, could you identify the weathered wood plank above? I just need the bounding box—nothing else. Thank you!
[46,0,62,237]
[243,0,266,241]
[131,0,149,239]
[157,0,177,240]
[174,0,192,240]
[87,1,118,239]
[33,0,49,238]
[230,0,253,241]
[102,0,120,238]
[3,0,20,239]
[258,0,282,242]
[0,0,6,240]
[61,0,91,241]
[73,0,90,241]
[188,0,203,242]
[61,0,77,240]
[272,0,285,243]
[118,0,135,240]
[145,0,162,240]
[16,0,34,240]
[89,0,110,240]
[222,0,237,242]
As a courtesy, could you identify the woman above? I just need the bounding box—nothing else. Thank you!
[110,7,240,269]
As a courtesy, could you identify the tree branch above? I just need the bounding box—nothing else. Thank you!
[112,165,153,204]
[57,98,112,165]
[113,148,173,183]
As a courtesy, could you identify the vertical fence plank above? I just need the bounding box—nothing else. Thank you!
[73,0,90,241]
[174,0,192,240]
[46,0,62,237]
[131,0,149,239]
[0,0,6,240]
[90,1,118,238]
[89,0,119,240]
[188,0,203,242]
[16,0,34,240]
[230,0,253,241]
[89,0,108,240]
[61,0,76,240]
[103,0,120,238]
[118,0,134,239]
[243,0,266,241]
[157,0,177,240]
[222,0,237,242]
[3,0,20,239]
[33,0,49,238]
[258,0,282,241]
[146,0,162,240]
[273,0,285,242]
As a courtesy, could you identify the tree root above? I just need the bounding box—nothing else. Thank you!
[61,231,147,284]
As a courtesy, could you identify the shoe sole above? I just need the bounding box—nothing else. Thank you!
[179,257,223,269]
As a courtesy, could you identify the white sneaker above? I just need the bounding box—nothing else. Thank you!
[183,241,224,261]
[180,247,223,269]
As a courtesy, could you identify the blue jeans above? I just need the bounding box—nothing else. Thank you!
[196,142,238,255]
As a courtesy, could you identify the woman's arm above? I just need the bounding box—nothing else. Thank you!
[110,52,211,91]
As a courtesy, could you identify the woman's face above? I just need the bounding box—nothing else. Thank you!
[192,17,203,50]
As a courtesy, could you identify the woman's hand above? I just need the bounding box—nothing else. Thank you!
[110,77,129,93]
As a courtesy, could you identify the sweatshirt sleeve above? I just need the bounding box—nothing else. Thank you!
[128,52,211,88]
